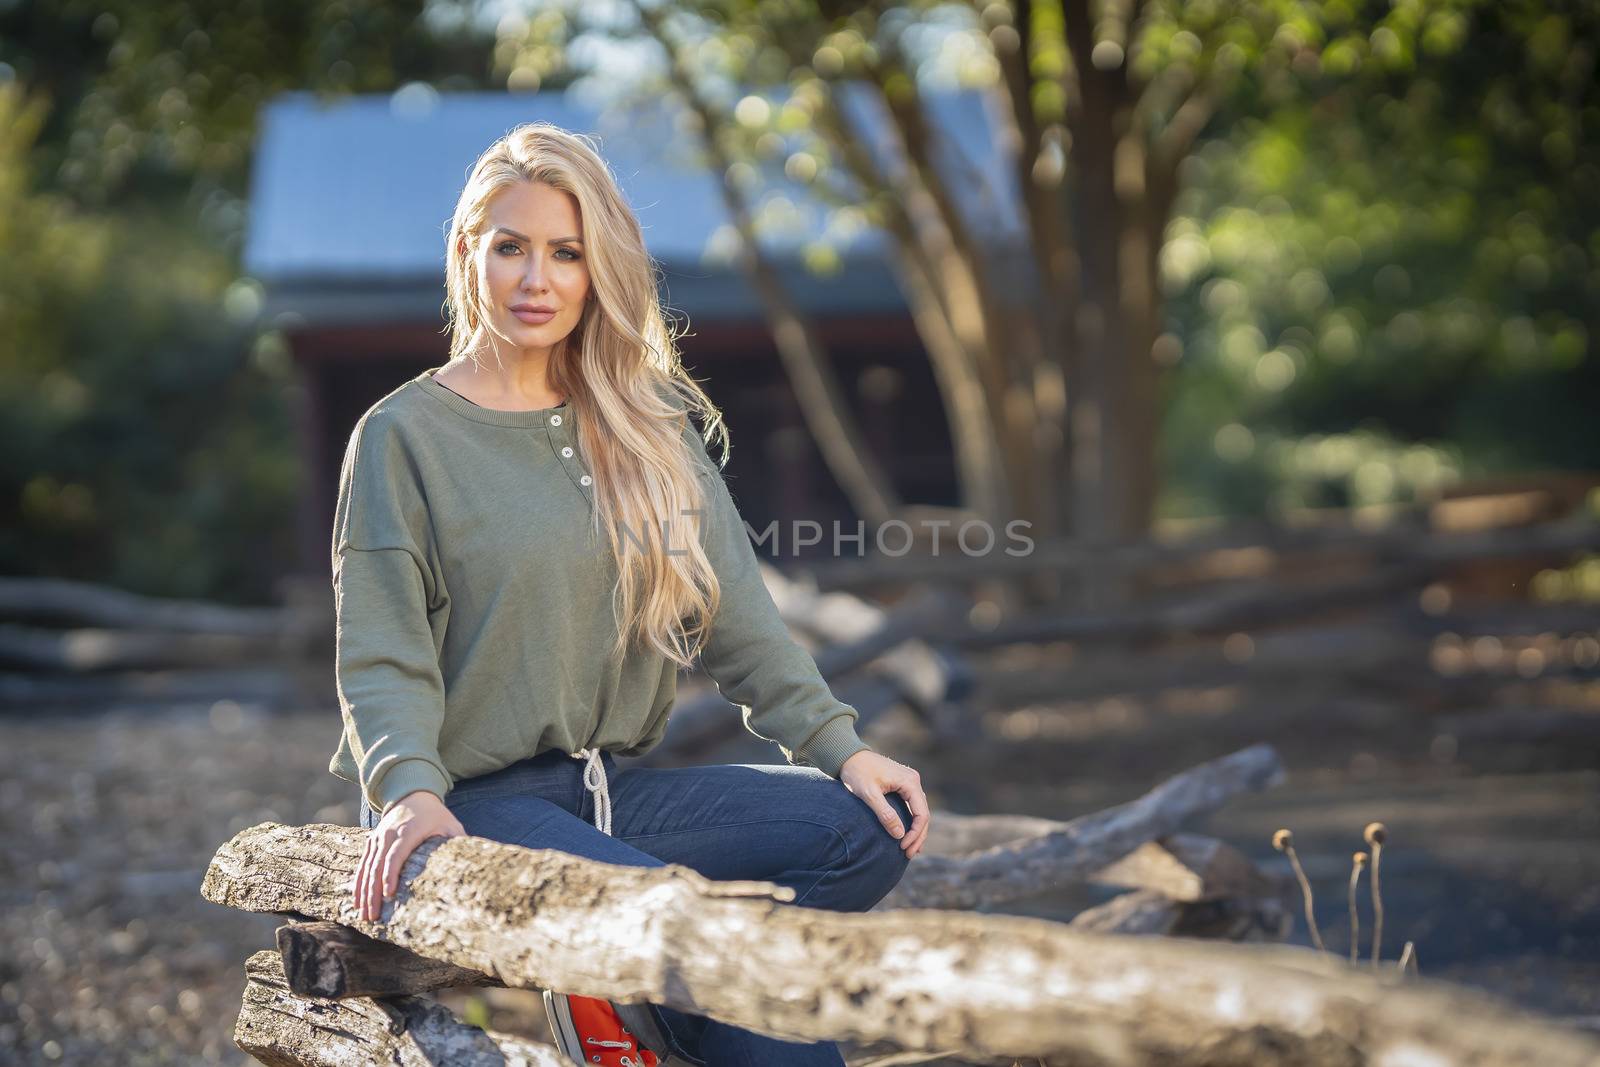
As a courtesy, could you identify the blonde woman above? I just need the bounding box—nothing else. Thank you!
[330,122,930,1066]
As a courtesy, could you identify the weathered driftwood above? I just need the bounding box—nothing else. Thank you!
[1069,887,1292,942]
[1088,832,1286,902]
[881,743,1285,910]
[236,949,561,1066]
[268,826,1285,1003]
[922,819,1286,902]
[915,811,1065,856]
[276,920,497,999]
[1070,887,1194,936]
[205,821,1600,1065]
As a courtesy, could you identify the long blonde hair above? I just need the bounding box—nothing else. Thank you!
[442,121,730,670]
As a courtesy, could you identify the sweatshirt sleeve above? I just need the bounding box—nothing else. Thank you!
[331,415,453,814]
[681,419,873,779]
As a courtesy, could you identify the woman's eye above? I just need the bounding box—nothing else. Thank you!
[496,241,521,255]
[555,247,581,261]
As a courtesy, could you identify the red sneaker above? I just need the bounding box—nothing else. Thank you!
[544,989,662,1066]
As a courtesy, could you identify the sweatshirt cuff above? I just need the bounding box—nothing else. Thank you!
[797,715,872,779]
[372,757,452,814]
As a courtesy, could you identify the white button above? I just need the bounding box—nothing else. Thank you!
[580,475,592,486]
[561,446,574,458]
[549,414,562,426]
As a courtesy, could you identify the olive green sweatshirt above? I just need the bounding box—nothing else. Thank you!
[328,368,872,814]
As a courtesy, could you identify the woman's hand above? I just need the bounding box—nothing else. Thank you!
[839,750,930,859]
[353,790,466,922]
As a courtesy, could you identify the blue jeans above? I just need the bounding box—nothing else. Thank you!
[358,748,913,1065]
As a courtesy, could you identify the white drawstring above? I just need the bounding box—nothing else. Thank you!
[571,746,612,836]
[568,748,648,1064]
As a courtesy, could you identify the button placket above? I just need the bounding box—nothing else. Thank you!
[545,413,595,502]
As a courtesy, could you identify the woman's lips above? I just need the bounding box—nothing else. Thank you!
[511,308,556,324]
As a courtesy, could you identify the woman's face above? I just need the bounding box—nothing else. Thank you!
[469,180,591,353]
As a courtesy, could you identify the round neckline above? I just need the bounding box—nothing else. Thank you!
[414,368,570,428]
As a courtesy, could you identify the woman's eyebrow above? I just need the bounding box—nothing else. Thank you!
[494,227,583,245]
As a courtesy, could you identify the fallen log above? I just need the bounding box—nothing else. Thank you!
[973,620,1415,708]
[276,920,496,999]
[0,623,287,673]
[881,743,1286,910]
[204,822,1600,1065]
[0,575,289,635]
[1069,887,1292,942]
[796,510,1600,592]
[951,564,1425,649]
[1069,887,1194,936]
[236,949,560,1066]
[1088,832,1286,903]
[922,819,1287,902]
[269,829,1286,1002]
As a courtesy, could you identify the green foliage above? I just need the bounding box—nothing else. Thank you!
[0,82,298,601]
[1156,0,1599,519]
[0,1,498,602]
[0,0,476,205]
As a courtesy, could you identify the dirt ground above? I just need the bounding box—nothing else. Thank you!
[2,666,1597,1065]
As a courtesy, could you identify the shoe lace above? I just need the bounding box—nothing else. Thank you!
[585,1033,654,1066]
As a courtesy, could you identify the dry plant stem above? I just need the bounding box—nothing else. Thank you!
[1286,844,1326,952]
[1398,941,1418,975]
[1348,852,1366,965]
[1370,839,1385,968]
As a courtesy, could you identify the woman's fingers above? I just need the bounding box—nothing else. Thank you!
[901,780,931,858]
[885,768,930,858]
[364,835,384,921]
[353,805,466,922]
[379,830,410,909]
[867,791,905,839]
[365,827,399,921]
[354,837,374,921]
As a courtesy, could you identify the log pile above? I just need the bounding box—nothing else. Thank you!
[0,575,323,713]
[202,742,1600,1066]
[784,495,1600,776]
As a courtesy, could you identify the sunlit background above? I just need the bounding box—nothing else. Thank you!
[1,1,1597,1064]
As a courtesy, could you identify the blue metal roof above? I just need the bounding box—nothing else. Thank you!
[245,85,1026,325]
